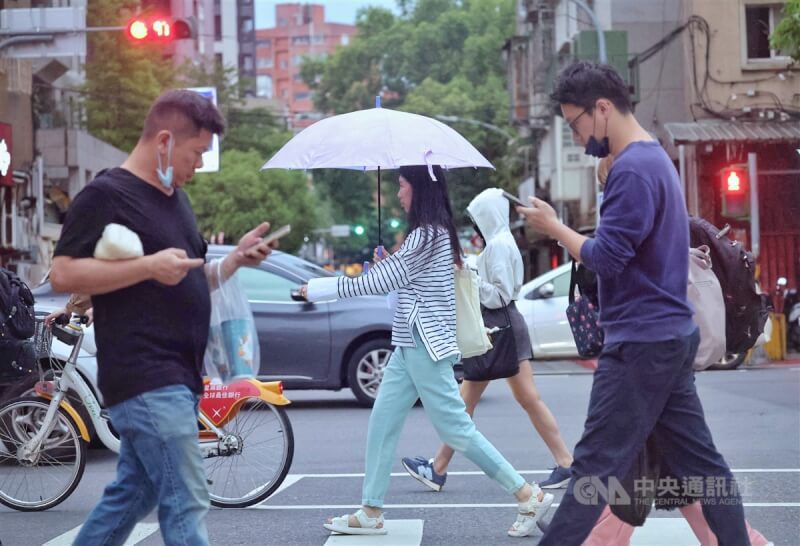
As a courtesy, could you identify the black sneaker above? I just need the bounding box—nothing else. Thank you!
[539,465,571,489]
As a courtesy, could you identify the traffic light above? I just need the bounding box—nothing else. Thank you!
[388,218,401,229]
[720,164,750,219]
[353,224,366,236]
[126,16,196,43]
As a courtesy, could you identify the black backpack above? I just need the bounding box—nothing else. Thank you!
[688,217,770,354]
[0,267,35,340]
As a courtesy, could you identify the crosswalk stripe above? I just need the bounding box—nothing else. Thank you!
[324,520,424,546]
[282,468,800,479]
[254,502,800,510]
[42,523,159,546]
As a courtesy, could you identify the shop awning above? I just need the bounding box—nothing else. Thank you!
[664,121,800,144]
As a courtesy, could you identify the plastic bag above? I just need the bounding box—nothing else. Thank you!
[203,259,260,383]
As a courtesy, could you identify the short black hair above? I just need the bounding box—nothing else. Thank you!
[550,61,632,114]
[142,89,226,140]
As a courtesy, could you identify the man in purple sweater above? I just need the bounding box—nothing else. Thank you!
[518,62,749,545]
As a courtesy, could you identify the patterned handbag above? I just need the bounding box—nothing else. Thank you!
[566,262,604,358]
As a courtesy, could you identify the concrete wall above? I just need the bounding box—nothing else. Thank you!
[684,0,799,120]
[611,0,691,155]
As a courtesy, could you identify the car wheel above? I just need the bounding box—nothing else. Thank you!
[347,340,393,408]
[708,352,746,370]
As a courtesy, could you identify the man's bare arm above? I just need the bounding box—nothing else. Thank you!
[51,249,204,295]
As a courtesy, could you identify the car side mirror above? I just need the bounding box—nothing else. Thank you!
[290,289,308,302]
[537,282,555,299]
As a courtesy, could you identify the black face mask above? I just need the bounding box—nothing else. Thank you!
[584,114,610,158]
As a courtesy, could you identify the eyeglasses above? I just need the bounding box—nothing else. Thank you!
[567,109,588,132]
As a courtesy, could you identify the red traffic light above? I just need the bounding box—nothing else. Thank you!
[720,166,747,195]
[126,16,195,42]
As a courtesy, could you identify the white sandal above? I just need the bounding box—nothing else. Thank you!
[508,488,554,538]
[324,508,388,535]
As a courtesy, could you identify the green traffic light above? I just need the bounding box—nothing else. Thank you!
[354,225,366,236]
[389,218,400,229]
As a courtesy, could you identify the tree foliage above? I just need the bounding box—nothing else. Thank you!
[301,0,518,228]
[771,0,800,62]
[83,0,178,152]
[186,150,317,253]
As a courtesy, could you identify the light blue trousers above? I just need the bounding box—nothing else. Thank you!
[362,329,526,507]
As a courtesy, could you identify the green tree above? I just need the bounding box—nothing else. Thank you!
[83,0,178,152]
[186,150,317,252]
[771,0,800,62]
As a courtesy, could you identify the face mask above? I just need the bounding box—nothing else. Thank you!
[156,134,174,188]
[584,114,610,159]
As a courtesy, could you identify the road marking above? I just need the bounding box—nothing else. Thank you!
[324,520,424,546]
[631,518,697,546]
[43,523,159,546]
[250,474,305,508]
[253,502,800,510]
[272,468,800,479]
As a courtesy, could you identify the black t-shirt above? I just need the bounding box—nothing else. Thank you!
[54,168,210,407]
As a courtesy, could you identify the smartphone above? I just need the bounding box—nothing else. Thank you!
[502,191,526,208]
[263,224,291,245]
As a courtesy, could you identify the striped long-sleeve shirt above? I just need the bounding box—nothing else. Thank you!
[307,226,459,362]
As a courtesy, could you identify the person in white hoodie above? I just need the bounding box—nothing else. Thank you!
[403,187,574,491]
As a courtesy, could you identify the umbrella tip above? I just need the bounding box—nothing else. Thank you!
[375,95,381,108]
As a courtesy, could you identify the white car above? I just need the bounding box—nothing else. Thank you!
[515,262,578,359]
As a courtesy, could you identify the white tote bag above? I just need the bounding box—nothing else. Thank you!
[688,246,727,370]
[454,267,492,358]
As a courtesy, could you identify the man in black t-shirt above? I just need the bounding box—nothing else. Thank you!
[51,90,271,546]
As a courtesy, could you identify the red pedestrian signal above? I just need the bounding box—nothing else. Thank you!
[719,165,749,218]
[126,16,196,43]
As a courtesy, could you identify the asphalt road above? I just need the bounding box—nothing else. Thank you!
[1,363,798,546]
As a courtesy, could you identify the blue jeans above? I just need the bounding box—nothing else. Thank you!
[74,384,209,546]
[362,328,526,507]
[540,330,749,546]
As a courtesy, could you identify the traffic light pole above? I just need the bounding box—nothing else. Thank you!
[748,152,759,258]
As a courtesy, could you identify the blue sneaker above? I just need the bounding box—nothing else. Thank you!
[539,465,571,489]
[401,456,446,492]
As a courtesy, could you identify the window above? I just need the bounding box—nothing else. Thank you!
[257,57,274,69]
[214,15,221,41]
[744,3,788,61]
[241,17,253,34]
[256,38,272,48]
[236,268,297,302]
[281,59,288,69]
[526,270,571,300]
[312,35,325,44]
[282,88,288,98]
[242,54,254,71]
[214,53,223,68]
[294,91,310,101]
[293,73,303,82]
[256,75,273,98]
[340,34,350,45]
[293,54,304,66]
[292,36,310,45]
[278,18,288,27]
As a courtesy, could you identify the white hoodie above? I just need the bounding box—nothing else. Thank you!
[466,188,523,310]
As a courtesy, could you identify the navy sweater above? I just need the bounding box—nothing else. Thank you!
[580,141,695,345]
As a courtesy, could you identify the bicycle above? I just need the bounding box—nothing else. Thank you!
[0,314,294,511]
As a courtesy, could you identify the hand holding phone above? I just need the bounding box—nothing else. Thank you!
[502,191,526,208]
[262,224,291,245]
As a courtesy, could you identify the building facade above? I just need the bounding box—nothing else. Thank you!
[508,0,799,288]
[254,3,355,129]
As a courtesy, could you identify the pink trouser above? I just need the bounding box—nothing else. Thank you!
[582,503,770,546]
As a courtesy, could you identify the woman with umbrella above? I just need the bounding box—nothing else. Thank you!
[300,165,554,537]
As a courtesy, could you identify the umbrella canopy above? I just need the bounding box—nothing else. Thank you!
[261,100,494,246]
[261,105,494,173]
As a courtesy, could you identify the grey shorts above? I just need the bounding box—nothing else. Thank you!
[481,300,534,362]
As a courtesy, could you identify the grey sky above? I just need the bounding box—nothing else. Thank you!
[255,1,401,29]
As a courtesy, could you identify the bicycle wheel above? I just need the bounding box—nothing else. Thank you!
[0,396,87,511]
[206,400,293,508]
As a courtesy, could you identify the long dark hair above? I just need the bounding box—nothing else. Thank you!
[398,165,462,268]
